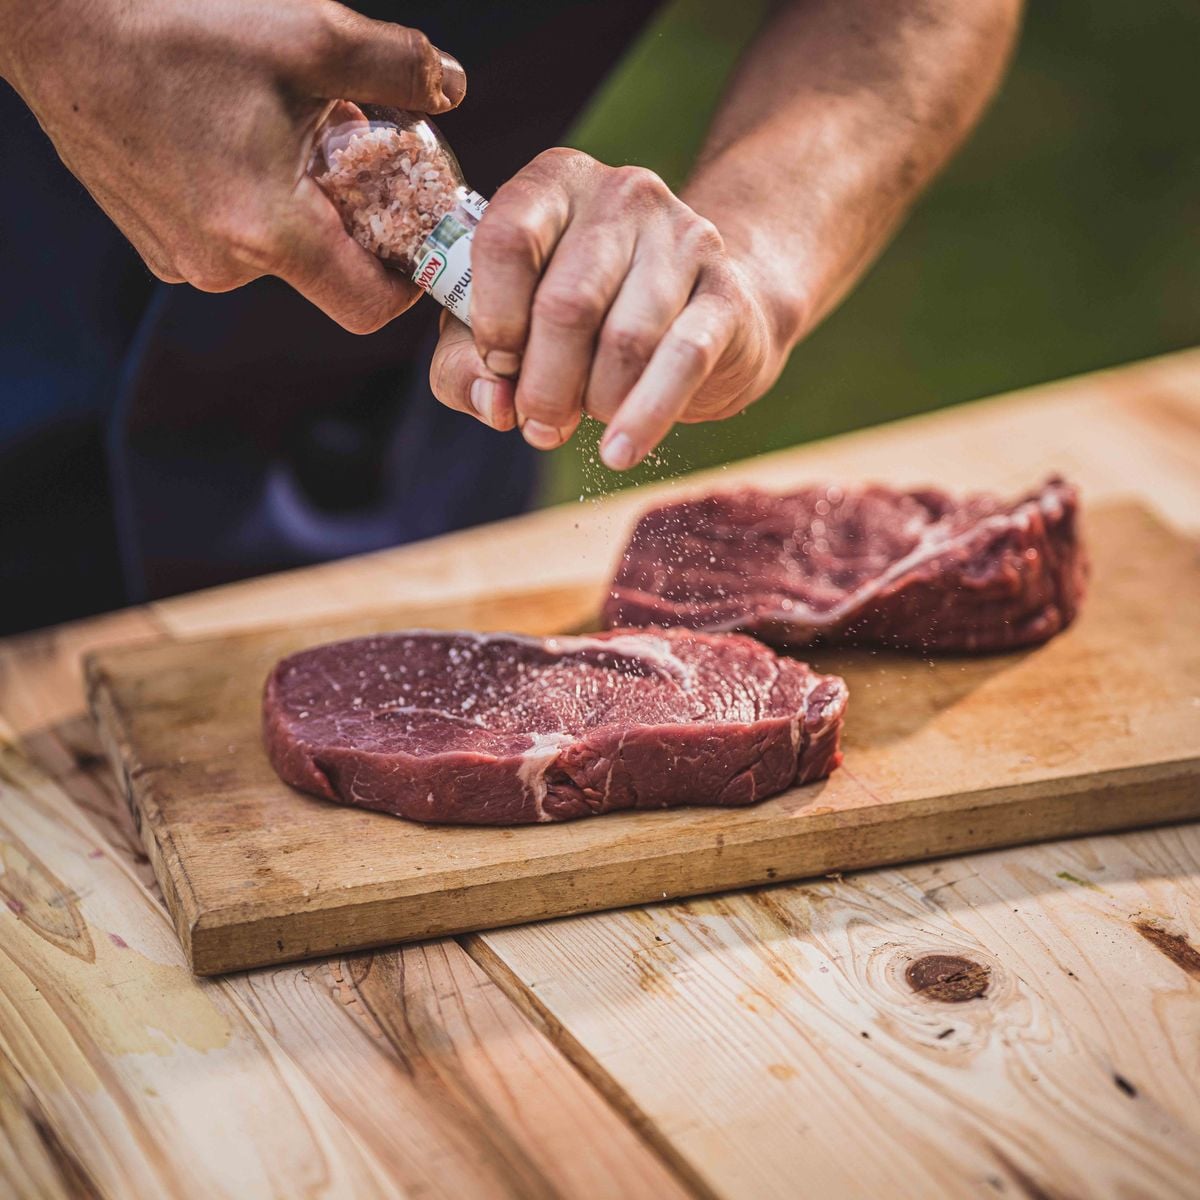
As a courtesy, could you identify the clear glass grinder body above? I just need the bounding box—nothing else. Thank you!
[310,103,486,325]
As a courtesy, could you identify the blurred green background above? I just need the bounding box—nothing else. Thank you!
[540,0,1200,503]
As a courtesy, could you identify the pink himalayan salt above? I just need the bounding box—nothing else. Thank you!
[316,124,461,273]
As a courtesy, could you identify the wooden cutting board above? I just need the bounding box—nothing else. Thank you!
[86,502,1200,975]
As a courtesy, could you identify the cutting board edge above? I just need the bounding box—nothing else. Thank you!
[82,499,1200,976]
[177,752,1200,922]
[89,580,608,672]
[86,656,204,962]
[184,761,1200,975]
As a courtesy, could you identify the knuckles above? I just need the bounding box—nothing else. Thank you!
[224,224,286,275]
[473,213,542,266]
[599,322,657,369]
[532,280,610,333]
[175,219,281,292]
[469,311,526,353]
[680,215,724,259]
[174,256,251,294]
[607,164,671,206]
[599,168,724,262]
[668,328,721,375]
[515,383,573,424]
[140,252,185,285]
[292,7,441,104]
[529,146,595,177]
[395,27,441,99]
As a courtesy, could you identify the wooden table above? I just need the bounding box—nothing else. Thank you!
[2,350,1199,1200]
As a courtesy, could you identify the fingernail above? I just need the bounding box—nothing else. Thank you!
[601,432,637,471]
[521,418,563,450]
[484,350,521,378]
[438,51,467,107]
[469,378,496,425]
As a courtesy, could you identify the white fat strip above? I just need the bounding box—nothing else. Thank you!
[557,632,695,686]
[517,731,576,822]
[374,703,487,728]
[374,628,695,686]
[698,488,1056,632]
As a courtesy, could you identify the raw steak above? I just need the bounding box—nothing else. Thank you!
[263,628,847,825]
[604,477,1086,653]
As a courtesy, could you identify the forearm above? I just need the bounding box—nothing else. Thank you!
[684,0,1022,350]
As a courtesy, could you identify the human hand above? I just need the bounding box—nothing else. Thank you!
[427,148,787,470]
[0,0,465,332]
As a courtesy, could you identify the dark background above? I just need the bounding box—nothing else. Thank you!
[3,1,1197,633]
[543,0,1200,502]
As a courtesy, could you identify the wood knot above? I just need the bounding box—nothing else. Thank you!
[905,954,991,1002]
[1132,920,1200,980]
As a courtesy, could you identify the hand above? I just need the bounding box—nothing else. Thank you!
[428,148,787,470]
[0,0,465,333]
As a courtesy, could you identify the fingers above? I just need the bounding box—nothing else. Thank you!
[582,241,694,425]
[512,222,636,449]
[273,177,420,332]
[300,5,466,114]
[430,314,517,430]
[599,288,736,471]
[468,150,576,377]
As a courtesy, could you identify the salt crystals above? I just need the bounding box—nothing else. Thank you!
[311,103,484,324]
[315,120,459,272]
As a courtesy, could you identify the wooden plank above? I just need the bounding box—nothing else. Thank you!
[151,348,1200,640]
[0,718,691,1200]
[895,827,1200,1134]
[0,610,166,738]
[86,503,1200,974]
[0,721,400,1199]
[224,943,692,1200]
[5,350,1200,1199]
[0,1044,79,1200]
[469,824,1200,1199]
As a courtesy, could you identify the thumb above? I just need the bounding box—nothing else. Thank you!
[430,315,516,431]
[302,6,466,114]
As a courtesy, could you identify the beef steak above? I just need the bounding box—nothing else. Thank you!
[263,628,847,825]
[603,477,1086,653]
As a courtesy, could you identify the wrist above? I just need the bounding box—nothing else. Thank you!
[725,238,813,362]
[682,179,815,361]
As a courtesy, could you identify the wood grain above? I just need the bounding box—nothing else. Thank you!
[469,824,1200,1199]
[0,694,690,1198]
[0,721,401,1199]
[87,503,1200,974]
[0,611,166,738]
[0,619,696,1200]
[0,1044,81,1200]
[3,349,1200,1199]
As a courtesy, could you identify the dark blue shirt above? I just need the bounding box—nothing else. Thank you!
[0,2,659,632]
